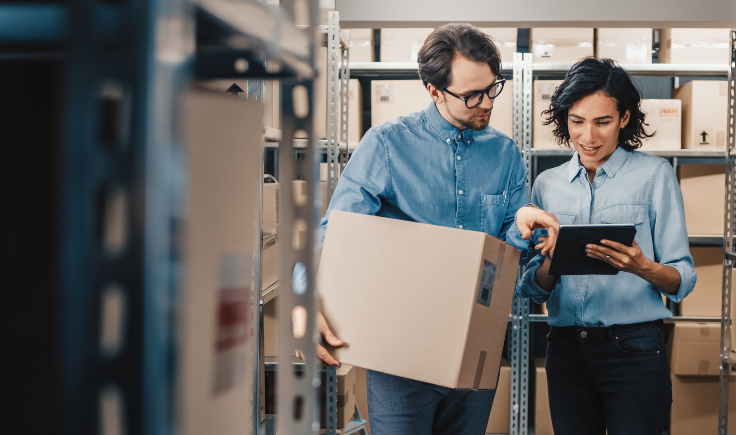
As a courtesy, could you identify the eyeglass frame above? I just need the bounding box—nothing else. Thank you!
[442,74,507,109]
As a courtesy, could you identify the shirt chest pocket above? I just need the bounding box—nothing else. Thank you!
[598,204,646,227]
[480,194,508,236]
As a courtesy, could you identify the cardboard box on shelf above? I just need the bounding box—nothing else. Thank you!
[261,233,278,291]
[262,183,279,235]
[485,361,511,434]
[370,80,432,127]
[180,90,262,435]
[349,29,374,62]
[490,79,514,139]
[535,359,554,435]
[533,80,563,149]
[318,211,520,389]
[673,80,728,149]
[679,247,726,317]
[670,371,736,435]
[478,28,518,66]
[355,368,370,433]
[263,298,278,357]
[263,80,280,129]
[639,99,682,150]
[658,28,732,64]
[678,164,725,235]
[380,28,434,62]
[596,28,652,64]
[531,28,594,64]
[667,322,722,376]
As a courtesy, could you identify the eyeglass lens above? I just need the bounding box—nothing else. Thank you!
[465,82,503,108]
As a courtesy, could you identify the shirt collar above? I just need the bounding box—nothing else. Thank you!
[424,102,476,146]
[566,146,631,183]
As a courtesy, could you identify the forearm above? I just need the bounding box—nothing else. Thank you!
[534,256,555,292]
[636,261,681,294]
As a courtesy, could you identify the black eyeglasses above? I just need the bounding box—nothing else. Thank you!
[442,75,506,109]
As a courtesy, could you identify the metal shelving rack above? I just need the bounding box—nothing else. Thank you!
[719,28,736,435]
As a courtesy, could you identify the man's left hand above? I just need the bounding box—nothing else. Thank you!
[516,207,560,257]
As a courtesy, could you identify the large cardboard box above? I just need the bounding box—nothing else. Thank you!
[490,79,514,139]
[659,28,732,64]
[370,80,432,126]
[639,99,682,150]
[262,183,279,235]
[349,29,374,62]
[535,359,554,435]
[678,164,725,235]
[597,28,652,64]
[478,28,518,67]
[319,211,520,389]
[667,322,722,376]
[679,247,725,317]
[673,80,728,149]
[485,361,510,434]
[670,371,736,435]
[179,90,262,435]
[531,28,594,64]
[355,368,370,433]
[261,233,278,291]
[380,28,434,62]
[533,80,563,149]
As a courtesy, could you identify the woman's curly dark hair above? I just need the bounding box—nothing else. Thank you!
[542,57,654,151]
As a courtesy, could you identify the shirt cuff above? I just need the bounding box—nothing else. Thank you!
[515,257,552,304]
[661,262,698,303]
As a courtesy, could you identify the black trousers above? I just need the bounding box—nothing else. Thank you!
[545,320,672,435]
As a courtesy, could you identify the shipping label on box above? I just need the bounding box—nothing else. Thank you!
[533,80,563,149]
[318,211,520,390]
[639,99,682,150]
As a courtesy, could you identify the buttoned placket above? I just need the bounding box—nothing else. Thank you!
[454,132,468,230]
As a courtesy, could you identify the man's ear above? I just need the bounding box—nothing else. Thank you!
[427,83,444,105]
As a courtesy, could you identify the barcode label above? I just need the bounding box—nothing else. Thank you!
[380,96,390,102]
[476,260,497,307]
[541,94,552,100]
[375,84,394,104]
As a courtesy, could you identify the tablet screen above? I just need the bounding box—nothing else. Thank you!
[548,224,636,276]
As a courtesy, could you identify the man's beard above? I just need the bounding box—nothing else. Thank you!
[446,105,492,131]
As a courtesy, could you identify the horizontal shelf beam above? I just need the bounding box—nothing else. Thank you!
[349,62,513,78]
[530,149,727,158]
[529,314,724,323]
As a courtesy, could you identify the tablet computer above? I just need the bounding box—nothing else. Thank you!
[548,224,637,276]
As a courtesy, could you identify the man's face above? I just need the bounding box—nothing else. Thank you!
[436,55,497,131]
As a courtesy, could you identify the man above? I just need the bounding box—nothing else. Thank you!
[312,23,558,434]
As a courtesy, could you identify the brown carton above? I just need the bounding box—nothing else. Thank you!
[318,211,520,389]
[678,164,725,236]
[370,80,432,127]
[478,28,518,66]
[262,183,279,235]
[354,367,370,433]
[380,28,434,62]
[533,80,563,149]
[485,361,511,434]
[596,28,652,64]
[535,359,554,435]
[179,90,262,435]
[320,364,357,428]
[667,322,722,376]
[639,99,682,150]
[531,28,594,64]
[349,29,374,62]
[670,371,736,435]
[679,247,725,317]
[659,29,732,64]
[673,80,728,149]
[490,79,514,139]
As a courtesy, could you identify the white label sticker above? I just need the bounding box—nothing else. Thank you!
[375,84,394,104]
[477,260,497,307]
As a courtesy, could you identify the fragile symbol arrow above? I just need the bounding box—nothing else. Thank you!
[227,83,244,97]
[700,131,709,142]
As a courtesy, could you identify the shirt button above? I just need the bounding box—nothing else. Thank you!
[580,331,587,338]
[467,140,470,144]
[457,156,461,160]
[446,138,451,143]
[458,225,464,229]
[458,134,462,138]
[458,190,464,195]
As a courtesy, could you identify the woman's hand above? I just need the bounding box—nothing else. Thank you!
[586,239,681,294]
[585,239,650,274]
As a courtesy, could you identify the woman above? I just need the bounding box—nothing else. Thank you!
[516,57,697,435]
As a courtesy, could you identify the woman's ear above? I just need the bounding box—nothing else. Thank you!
[620,110,631,129]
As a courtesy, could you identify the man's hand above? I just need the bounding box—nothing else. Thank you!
[293,309,343,367]
[515,206,560,256]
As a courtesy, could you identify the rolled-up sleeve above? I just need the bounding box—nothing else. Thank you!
[650,161,697,302]
[515,252,552,303]
[500,148,534,265]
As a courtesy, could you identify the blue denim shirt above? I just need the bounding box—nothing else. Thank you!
[515,147,697,327]
[317,102,533,262]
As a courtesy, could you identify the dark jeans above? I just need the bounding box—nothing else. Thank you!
[546,320,672,435]
[367,370,497,435]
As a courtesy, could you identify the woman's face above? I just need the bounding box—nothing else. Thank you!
[567,91,630,172]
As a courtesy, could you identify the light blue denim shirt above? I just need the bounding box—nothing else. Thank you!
[317,102,533,262]
[515,146,697,327]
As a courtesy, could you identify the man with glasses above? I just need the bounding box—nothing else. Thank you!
[313,23,559,434]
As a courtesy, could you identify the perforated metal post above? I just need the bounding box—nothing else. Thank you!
[276,1,322,434]
[339,29,351,174]
[326,11,341,205]
[719,28,736,435]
